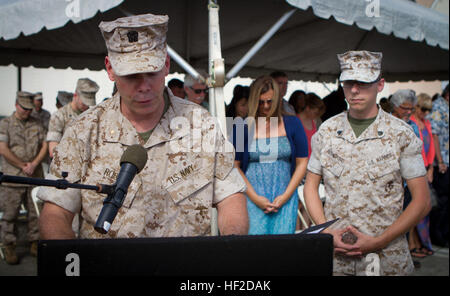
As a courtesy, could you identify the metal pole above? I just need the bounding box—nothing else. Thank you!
[17,66,22,91]
[208,0,226,126]
[208,0,227,236]
[167,46,205,83]
[431,0,440,9]
[226,8,297,81]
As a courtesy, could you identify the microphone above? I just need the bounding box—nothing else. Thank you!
[94,145,148,234]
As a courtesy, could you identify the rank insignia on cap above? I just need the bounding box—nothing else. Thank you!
[127,31,139,43]
[99,13,169,76]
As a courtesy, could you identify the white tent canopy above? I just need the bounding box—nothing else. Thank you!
[288,0,448,49]
[0,0,448,82]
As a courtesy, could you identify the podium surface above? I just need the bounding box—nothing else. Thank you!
[38,234,333,276]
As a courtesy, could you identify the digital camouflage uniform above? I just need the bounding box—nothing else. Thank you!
[46,102,79,143]
[306,50,427,276]
[0,93,46,245]
[30,93,51,132]
[308,107,426,276]
[30,108,51,132]
[46,79,99,144]
[38,90,246,238]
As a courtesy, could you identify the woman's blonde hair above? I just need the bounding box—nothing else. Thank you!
[417,93,432,109]
[247,75,283,121]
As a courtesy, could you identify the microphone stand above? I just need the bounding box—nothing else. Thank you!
[0,171,115,203]
[1,171,131,235]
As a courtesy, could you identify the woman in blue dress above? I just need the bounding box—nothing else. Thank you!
[232,76,308,234]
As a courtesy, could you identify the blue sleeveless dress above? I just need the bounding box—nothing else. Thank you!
[245,136,298,234]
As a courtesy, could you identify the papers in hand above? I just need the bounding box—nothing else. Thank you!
[299,218,339,234]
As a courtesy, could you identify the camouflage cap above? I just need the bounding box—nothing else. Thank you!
[99,13,169,76]
[34,92,43,100]
[16,91,35,109]
[76,78,99,106]
[338,50,382,83]
[57,91,73,106]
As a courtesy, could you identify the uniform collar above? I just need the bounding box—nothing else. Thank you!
[144,88,190,149]
[12,112,33,126]
[336,107,387,143]
[103,88,190,148]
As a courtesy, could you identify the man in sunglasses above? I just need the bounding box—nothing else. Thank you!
[0,91,48,264]
[304,50,430,275]
[184,70,210,110]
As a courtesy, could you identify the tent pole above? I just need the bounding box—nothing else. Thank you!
[225,8,297,81]
[167,46,205,83]
[208,0,227,237]
[17,66,22,91]
[208,0,226,119]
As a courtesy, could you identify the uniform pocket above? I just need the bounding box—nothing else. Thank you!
[164,174,212,205]
[323,159,344,177]
[367,160,400,180]
[322,144,345,178]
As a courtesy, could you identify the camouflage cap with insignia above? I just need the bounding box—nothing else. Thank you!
[57,91,73,106]
[76,78,99,106]
[338,50,383,83]
[34,92,43,100]
[99,13,169,76]
[16,91,35,109]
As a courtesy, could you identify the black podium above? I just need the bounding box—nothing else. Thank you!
[38,234,333,276]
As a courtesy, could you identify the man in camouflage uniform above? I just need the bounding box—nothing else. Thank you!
[303,51,431,276]
[31,92,51,132]
[46,78,99,158]
[31,92,52,170]
[38,13,248,239]
[0,92,48,264]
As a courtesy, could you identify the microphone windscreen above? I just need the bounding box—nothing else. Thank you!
[120,145,148,173]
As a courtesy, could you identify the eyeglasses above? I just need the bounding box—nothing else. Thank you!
[398,105,415,112]
[259,99,272,106]
[190,87,208,94]
[340,80,378,90]
[420,107,432,113]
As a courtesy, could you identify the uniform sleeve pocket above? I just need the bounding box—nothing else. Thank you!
[323,159,344,177]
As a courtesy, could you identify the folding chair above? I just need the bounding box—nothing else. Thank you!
[318,183,326,203]
[41,162,49,178]
[297,185,313,229]
[297,183,327,229]
[31,186,42,217]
